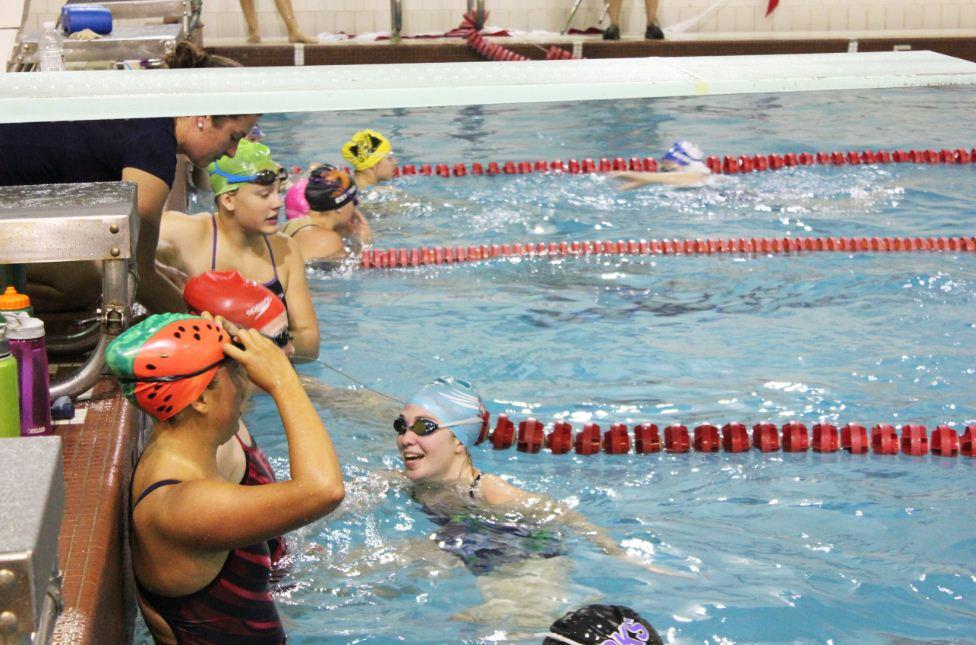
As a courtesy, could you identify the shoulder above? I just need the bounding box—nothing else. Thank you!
[282,217,315,237]
[479,474,530,506]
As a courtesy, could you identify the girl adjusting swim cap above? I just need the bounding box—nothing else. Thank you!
[105,313,230,421]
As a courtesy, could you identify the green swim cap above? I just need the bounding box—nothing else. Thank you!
[207,139,280,197]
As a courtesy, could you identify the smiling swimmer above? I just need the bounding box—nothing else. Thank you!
[614,140,712,189]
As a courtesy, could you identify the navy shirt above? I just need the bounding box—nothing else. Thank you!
[0,117,177,188]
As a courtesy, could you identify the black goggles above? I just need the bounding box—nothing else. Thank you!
[121,356,233,383]
[393,415,485,437]
[267,328,292,349]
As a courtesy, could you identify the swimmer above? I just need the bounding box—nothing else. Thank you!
[367,378,692,627]
[615,141,712,189]
[158,139,320,360]
[544,604,663,645]
[341,129,397,192]
[107,313,344,644]
[282,165,372,263]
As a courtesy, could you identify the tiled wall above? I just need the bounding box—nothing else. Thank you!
[22,0,976,42]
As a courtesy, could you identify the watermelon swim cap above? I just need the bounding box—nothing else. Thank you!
[405,377,489,447]
[183,270,288,338]
[341,129,392,172]
[106,313,229,421]
[207,139,281,196]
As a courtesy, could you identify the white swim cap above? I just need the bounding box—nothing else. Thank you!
[663,141,710,174]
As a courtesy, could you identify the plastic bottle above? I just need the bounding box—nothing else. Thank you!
[0,325,20,439]
[2,312,52,436]
[0,285,34,317]
[38,21,64,72]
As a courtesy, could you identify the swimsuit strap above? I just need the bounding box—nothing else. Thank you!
[133,479,182,508]
[210,213,218,270]
[287,222,318,238]
[262,235,281,287]
[469,471,482,499]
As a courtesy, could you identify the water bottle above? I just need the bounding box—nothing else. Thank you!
[0,285,34,317]
[2,312,52,436]
[38,21,64,72]
[0,325,20,439]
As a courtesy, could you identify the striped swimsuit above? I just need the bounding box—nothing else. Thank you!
[132,480,286,644]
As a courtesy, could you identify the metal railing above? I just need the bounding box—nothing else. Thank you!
[0,182,136,400]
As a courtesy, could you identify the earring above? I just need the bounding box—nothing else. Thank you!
[197,120,204,130]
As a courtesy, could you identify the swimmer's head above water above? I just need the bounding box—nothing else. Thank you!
[395,377,490,483]
[543,604,663,645]
[183,270,293,353]
[106,313,239,423]
[284,165,358,220]
[342,129,397,184]
[660,140,709,174]
[207,139,286,234]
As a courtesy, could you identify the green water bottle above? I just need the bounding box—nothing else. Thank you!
[0,324,21,438]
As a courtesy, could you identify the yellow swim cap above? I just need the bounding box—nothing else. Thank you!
[341,129,392,171]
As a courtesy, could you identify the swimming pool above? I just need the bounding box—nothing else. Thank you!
[160,86,975,643]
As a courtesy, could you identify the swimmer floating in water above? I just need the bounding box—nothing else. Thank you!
[341,129,397,192]
[341,377,692,628]
[282,164,372,263]
[615,140,712,189]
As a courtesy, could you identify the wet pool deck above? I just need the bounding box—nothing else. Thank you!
[50,376,142,644]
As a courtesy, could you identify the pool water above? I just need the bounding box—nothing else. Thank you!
[172,87,976,643]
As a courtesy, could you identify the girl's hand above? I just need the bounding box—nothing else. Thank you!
[221,326,299,396]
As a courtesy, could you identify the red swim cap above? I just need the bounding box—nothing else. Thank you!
[183,270,288,338]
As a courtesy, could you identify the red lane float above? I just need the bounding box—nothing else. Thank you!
[395,146,976,181]
[360,235,976,268]
[480,419,976,457]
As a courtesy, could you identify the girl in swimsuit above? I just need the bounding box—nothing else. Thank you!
[282,165,372,263]
[382,378,691,627]
[158,139,319,360]
[107,313,344,645]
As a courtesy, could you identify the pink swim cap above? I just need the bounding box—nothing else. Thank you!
[285,178,310,220]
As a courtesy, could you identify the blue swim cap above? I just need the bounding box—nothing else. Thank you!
[662,141,709,174]
[406,377,489,447]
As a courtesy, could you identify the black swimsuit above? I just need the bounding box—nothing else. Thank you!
[210,214,287,305]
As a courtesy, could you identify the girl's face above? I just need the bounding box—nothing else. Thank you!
[374,153,397,182]
[395,403,465,483]
[221,181,283,235]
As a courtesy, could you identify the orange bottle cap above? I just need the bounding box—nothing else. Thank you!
[0,286,30,310]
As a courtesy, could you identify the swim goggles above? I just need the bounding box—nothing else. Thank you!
[394,415,486,437]
[208,165,288,187]
[267,328,292,349]
[117,356,235,383]
[308,168,359,207]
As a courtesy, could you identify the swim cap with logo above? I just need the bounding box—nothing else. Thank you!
[543,604,662,645]
[341,129,392,171]
[105,313,229,421]
[207,139,281,196]
[662,140,709,174]
[183,270,288,339]
[405,377,489,447]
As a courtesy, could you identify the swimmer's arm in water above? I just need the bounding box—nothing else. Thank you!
[613,170,708,190]
[275,234,320,361]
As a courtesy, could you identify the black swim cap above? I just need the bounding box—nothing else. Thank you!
[304,164,357,212]
[542,604,662,645]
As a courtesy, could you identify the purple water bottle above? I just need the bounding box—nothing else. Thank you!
[2,312,52,436]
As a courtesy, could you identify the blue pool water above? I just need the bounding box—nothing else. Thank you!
[168,87,976,643]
